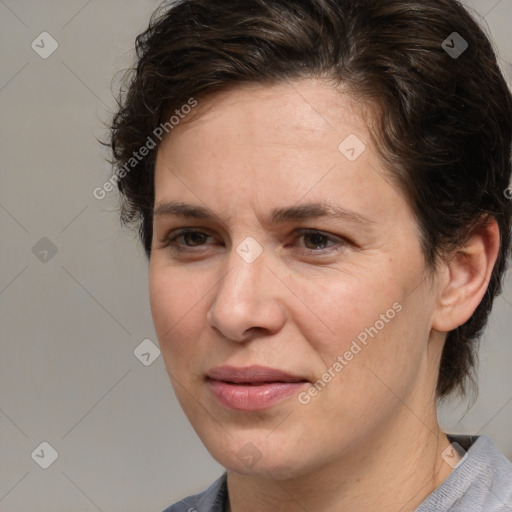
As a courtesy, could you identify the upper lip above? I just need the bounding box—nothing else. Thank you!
[207,365,308,384]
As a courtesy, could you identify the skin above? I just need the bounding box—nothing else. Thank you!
[149,79,500,512]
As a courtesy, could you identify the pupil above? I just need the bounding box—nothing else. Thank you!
[185,232,206,246]
[306,233,326,249]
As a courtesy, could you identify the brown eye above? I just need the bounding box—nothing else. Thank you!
[161,229,214,250]
[302,231,332,250]
[293,229,346,254]
[179,231,209,247]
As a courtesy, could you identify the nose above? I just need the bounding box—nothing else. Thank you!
[206,243,286,343]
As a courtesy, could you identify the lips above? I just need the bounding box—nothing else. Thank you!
[207,365,307,384]
[206,365,309,411]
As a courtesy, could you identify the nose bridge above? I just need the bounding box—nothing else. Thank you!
[207,236,284,340]
[218,238,270,310]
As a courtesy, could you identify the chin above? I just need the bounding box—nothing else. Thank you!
[201,428,319,480]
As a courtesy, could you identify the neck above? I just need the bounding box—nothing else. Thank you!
[226,408,455,512]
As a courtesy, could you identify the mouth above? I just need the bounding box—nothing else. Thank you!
[206,365,309,411]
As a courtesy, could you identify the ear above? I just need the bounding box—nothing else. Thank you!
[431,217,500,333]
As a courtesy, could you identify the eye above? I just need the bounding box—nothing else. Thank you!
[160,229,215,251]
[291,229,346,254]
[159,228,347,255]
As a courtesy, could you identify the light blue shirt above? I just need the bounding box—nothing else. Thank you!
[163,434,512,512]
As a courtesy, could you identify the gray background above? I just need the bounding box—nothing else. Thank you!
[0,1,511,511]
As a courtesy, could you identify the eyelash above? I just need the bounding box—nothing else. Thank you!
[160,228,347,255]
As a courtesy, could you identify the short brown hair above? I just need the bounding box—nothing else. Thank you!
[108,0,512,400]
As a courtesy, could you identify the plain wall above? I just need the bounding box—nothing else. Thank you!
[1,0,511,510]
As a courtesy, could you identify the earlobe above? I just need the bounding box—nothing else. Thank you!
[431,218,500,333]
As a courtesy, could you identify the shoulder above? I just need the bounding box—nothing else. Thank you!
[161,472,228,512]
[416,434,512,512]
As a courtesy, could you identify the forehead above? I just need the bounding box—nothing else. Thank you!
[153,79,401,225]
[164,80,371,148]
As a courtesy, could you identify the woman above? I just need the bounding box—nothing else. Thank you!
[108,0,512,510]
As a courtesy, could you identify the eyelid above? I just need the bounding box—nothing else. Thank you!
[292,228,345,249]
[159,227,216,249]
[159,227,347,254]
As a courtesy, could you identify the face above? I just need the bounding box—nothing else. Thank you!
[149,79,441,479]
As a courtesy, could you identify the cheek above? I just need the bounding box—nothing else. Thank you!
[290,268,425,405]
[307,283,430,417]
[289,267,401,358]
[149,262,206,364]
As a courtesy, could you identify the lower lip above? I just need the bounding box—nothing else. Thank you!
[207,379,307,411]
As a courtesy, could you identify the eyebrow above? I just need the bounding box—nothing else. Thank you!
[153,200,375,227]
